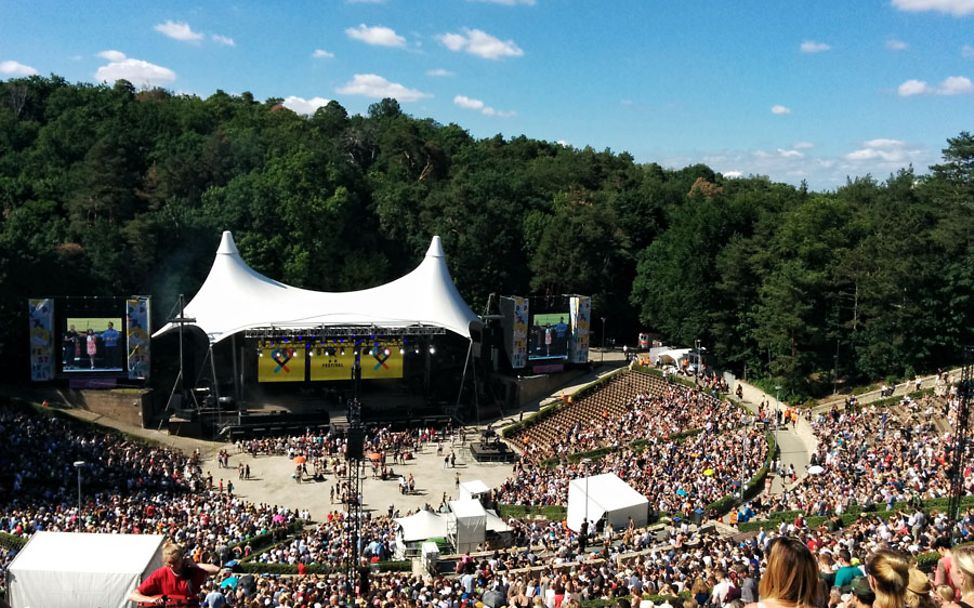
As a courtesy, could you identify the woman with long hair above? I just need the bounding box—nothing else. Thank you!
[748,536,821,608]
[950,545,974,608]
[865,549,910,608]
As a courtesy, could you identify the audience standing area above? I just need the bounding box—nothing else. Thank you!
[7,532,164,608]
[566,473,650,532]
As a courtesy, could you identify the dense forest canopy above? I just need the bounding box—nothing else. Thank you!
[1,76,972,395]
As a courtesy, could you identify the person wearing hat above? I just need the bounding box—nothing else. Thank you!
[905,569,934,608]
[848,577,875,608]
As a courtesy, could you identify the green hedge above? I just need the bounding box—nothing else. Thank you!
[0,531,27,551]
[235,560,411,575]
[496,504,567,521]
[233,520,306,556]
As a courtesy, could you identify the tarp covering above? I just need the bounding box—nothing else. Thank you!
[153,231,481,343]
[566,473,649,533]
[7,532,164,608]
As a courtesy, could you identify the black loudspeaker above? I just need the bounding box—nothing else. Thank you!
[346,426,364,460]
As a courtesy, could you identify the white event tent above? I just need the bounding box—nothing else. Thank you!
[565,473,649,533]
[154,231,481,343]
[7,532,165,608]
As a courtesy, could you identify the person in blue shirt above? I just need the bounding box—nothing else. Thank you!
[101,321,121,369]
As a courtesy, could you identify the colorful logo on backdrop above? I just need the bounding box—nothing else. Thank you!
[360,341,403,379]
[310,344,355,381]
[258,343,305,383]
[28,298,55,382]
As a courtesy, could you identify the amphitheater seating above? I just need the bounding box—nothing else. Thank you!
[508,370,673,454]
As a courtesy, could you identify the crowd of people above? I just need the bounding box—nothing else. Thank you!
[2,368,973,608]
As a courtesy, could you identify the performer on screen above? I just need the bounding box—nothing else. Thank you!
[128,542,220,606]
[85,329,98,369]
[63,324,80,369]
[102,321,121,369]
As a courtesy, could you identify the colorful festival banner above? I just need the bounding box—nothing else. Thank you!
[126,296,151,380]
[360,342,404,380]
[28,298,54,381]
[569,296,591,364]
[310,345,356,382]
[511,296,529,369]
[258,343,306,382]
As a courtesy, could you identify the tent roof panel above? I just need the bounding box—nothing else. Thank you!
[9,532,165,574]
[153,232,480,343]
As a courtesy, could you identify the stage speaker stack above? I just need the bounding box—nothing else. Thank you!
[346,426,364,460]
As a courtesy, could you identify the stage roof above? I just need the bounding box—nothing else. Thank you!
[153,231,481,344]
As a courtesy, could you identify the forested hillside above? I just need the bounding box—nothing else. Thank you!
[1,76,972,393]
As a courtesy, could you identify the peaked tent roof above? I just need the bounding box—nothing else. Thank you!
[153,231,480,343]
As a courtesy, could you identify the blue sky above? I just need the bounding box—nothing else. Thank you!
[1,0,972,190]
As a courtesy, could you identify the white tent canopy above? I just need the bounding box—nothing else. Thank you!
[566,473,649,533]
[7,532,164,608]
[396,509,448,543]
[448,499,486,554]
[154,231,481,344]
[459,479,491,501]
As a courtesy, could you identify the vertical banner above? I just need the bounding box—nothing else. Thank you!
[126,296,151,380]
[258,343,306,382]
[569,296,592,364]
[360,342,404,379]
[310,344,356,381]
[511,296,529,369]
[28,298,54,381]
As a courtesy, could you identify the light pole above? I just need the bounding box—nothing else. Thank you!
[581,458,592,539]
[694,339,701,375]
[600,317,606,365]
[73,460,85,531]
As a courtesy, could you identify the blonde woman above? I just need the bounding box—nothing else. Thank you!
[906,568,935,608]
[746,536,821,608]
[865,549,910,608]
[951,545,974,608]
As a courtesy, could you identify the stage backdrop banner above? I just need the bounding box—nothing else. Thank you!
[126,297,151,380]
[510,296,529,369]
[569,296,591,364]
[28,298,55,381]
[310,345,355,382]
[258,343,306,383]
[360,342,403,380]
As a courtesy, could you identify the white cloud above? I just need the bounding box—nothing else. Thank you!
[844,138,925,164]
[426,67,453,77]
[438,28,523,59]
[963,45,974,58]
[345,24,405,47]
[898,79,931,96]
[212,34,235,46]
[154,20,204,42]
[793,141,815,150]
[282,96,331,115]
[863,138,905,148]
[892,0,974,16]
[723,171,743,178]
[0,60,38,76]
[453,94,515,117]
[898,76,974,96]
[336,73,429,102]
[777,148,804,158]
[98,49,126,62]
[453,95,485,110]
[95,56,176,87]
[313,49,335,59]
[470,0,536,4]
[771,104,791,115]
[886,38,909,51]
[800,40,831,53]
[939,75,974,95]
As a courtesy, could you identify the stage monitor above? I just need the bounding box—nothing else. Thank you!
[63,317,124,373]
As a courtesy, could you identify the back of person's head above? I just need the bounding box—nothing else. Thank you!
[615,599,631,608]
[163,541,185,565]
[952,545,974,594]
[865,549,909,608]
[839,550,851,564]
[936,585,954,603]
[758,536,819,607]
[905,568,933,608]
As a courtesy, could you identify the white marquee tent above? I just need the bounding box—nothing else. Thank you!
[458,479,491,501]
[565,473,649,533]
[7,532,165,608]
[154,231,481,343]
[447,499,486,554]
[396,509,448,543]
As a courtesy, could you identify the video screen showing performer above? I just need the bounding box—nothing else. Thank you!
[527,312,570,359]
[62,317,124,372]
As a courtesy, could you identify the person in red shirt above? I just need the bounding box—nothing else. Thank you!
[128,542,220,606]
